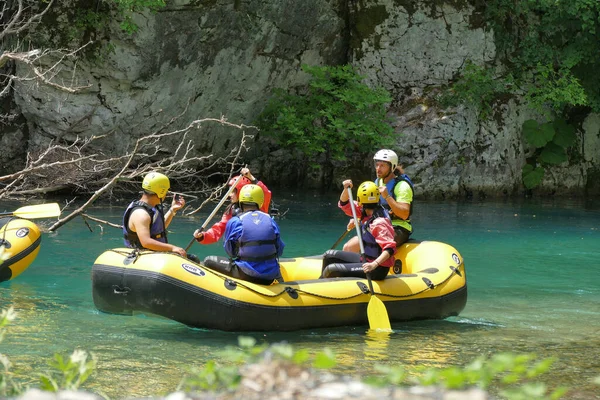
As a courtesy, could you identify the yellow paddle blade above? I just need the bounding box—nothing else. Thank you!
[367,295,392,331]
[8,203,61,219]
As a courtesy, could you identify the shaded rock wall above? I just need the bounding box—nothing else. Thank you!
[4,0,600,198]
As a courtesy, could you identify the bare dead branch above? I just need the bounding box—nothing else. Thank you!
[2,42,94,93]
[0,154,99,182]
[0,76,13,98]
[45,117,257,232]
[186,125,250,215]
[81,213,122,229]
[7,185,70,195]
[0,0,55,41]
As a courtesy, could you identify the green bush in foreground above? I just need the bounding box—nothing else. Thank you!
[177,336,336,393]
[365,353,568,399]
[3,308,600,399]
[0,307,96,397]
[179,336,574,399]
[1,308,22,397]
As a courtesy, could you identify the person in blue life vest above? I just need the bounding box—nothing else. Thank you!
[321,180,396,280]
[122,172,187,257]
[203,184,285,285]
[343,149,414,253]
[193,167,272,245]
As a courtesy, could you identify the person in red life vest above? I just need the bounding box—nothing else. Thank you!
[204,184,285,285]
[321,180,396,280]
[122,172,187,257]
[193,167,272,244]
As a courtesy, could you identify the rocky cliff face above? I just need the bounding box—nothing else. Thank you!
[5,0,600,198]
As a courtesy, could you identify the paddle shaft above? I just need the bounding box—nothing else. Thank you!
[348,187,391,330]
[331,229,351,250]
[347,187,376,292]
[185,175,243,251]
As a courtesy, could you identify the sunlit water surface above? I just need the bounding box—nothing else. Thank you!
[1,195,599,399]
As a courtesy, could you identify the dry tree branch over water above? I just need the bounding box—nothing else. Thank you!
[51,117,252,231]
[0,116,254,231]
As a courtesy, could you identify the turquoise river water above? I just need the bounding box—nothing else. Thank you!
[1,194,599,399]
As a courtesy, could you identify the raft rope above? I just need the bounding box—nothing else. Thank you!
[378,266,461,299]
[106,249,462,301]
[204,264,365,301]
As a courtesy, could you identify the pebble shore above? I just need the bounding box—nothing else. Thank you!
[14,359,489,400]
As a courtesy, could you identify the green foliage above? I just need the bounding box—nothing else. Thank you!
[66,9,110,44]
[366,353,568,399]
[178,336,338,392]
[1,320,577,399]
[364,364,407,386]
[177,360,241,392]
[539,143,567,165]
[56,0,166,46]
[523,64,588,113]
[522,164,545,189]
[520,118,578,188]
[110,0,166,34]
[439,61,513,118]
[446,1,600,116]
[179,339,568,400]
[255,64,394,165]
[523,120,554,148]
[0,308,97,396]
[1,308,22,397]
[38,350,97,392]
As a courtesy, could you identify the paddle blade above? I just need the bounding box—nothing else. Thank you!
[367,295,392,331]
[11,203,61,219]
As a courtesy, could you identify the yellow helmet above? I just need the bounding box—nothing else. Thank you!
[238,184,264,208]
[142,172,170,199]
[357,181,380,204]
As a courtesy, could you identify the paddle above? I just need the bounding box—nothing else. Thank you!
[330,229,351,250]
[185,175,243,251]
[0,203,61,220]
[347,187,391,331]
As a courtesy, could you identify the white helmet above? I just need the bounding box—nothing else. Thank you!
[373,149,398,171]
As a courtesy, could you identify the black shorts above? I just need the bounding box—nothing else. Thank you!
[393,226,412,246]
[203,255,275,285]
[320,250,389,280]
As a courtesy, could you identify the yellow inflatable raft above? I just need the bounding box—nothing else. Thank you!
[0,217,42,282]
[92,240,467,331]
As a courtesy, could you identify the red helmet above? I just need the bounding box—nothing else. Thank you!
[228,175,252,192]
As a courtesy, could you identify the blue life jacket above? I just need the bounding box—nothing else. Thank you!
[234,211,279,278]
[122,201,167,249]
[361,207,390,261]
[376,174,414,221]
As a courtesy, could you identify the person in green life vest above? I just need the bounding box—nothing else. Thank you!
[342,149,414,253]
[373,149,414,246]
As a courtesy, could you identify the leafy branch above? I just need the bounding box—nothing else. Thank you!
[521,118,577,189]
[256,64,394,167]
